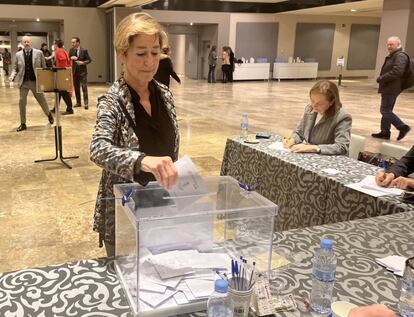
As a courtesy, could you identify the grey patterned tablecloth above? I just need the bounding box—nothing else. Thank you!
[220,137,414,231]
[1,211,413,316]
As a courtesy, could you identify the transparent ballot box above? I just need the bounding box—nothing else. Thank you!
[114,176,277,317]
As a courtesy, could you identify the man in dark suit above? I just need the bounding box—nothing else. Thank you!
[9,35,53,132]
[69,37,91,109]
[372,36,411,141]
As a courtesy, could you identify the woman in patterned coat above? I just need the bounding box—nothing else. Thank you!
[90,12,179,256]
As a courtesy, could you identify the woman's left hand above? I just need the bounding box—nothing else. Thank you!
[290,144,319,153]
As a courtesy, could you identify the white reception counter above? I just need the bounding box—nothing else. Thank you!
[273,62,318,81]
[233,63,270,81]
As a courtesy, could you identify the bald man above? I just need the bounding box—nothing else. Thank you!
[373,36,411,141]
[9,35,54,132]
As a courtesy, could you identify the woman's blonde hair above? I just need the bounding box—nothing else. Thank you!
[309,80,342,117]
[114,12,167,56]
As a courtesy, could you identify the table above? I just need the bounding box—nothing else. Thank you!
[233,63,270,81]
[1,211,412,316]
[273,62,318,81]
[220,137,414,231]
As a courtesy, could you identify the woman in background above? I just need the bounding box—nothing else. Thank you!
[154,46,181,88]
[54,39,73,115]
[284,80,352,155]
[2,48,11,76]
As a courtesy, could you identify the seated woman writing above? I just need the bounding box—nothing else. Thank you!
[284,80,352,155]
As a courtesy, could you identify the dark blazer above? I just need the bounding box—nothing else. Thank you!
[69,46,91,75]
[291,105,352,156]
[154,55,180,88]
[377,48,409,95]
[389,146,414,177]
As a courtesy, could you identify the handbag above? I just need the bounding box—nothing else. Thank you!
[357,151,398,169]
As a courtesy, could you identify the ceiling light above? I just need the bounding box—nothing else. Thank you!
[36,18,40,22]
[350,9,357,12]
[190,22,193,26]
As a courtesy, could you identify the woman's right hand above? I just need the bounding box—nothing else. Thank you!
[140,156,177,190]
[283,137,295,148]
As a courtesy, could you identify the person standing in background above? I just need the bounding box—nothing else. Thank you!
[69,36,91,109]
[372,36,411,141]
[9,35,54,132]
[2,48,11,76]
[208,45,217,83]
[154,45,181,88]
[228,46,235,82]
[40,43,53,68]
[54,39,74,115]
[221,46,231,83]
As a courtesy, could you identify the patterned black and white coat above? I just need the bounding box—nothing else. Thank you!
[90,76,179,246]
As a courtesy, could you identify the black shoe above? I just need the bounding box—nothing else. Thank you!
[16,124,27,132]
[371,132,390,139]
[84,104,89,110]
[62,109,74,115]
[48,113,54,124]
[397,125,411,141]
[73,103,81,108]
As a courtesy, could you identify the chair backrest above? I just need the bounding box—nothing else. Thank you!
[349,134,366,159]
[379,143,410,160]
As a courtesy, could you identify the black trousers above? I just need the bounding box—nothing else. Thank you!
[73,71,88,105]
[58,91,73,111]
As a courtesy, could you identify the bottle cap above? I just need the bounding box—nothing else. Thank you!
[214,279,228,293]
[320,238,333,250]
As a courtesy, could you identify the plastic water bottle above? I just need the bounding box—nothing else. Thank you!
[310,238,337,315]
[207,279,234,317]
[241,113,248,139]
[398,256,414,317]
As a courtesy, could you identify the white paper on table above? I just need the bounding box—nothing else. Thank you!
[140,260,183,288]
[176,282,197,301]
[174,291,190,305]
[185,278,214,298]
[150,250,198,279]
[140,280,167,293]
[183,269,216,281]
[268,141,290,152]
[140,289,177,308]
[322,168,341,175]
[185,253,231,270]
[376,255,407,273]
[346,175,404,197]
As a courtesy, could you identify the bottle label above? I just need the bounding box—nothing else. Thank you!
[313,270,335,283]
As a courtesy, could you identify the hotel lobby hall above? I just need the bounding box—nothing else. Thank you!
[0,77,413,273]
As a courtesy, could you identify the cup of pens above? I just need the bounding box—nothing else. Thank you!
[228,279,253,317]
[228,258,256,317]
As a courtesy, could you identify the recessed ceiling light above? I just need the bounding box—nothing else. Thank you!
[36,18,40,22]
[350,9,357,12]
[190,22,193,26]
